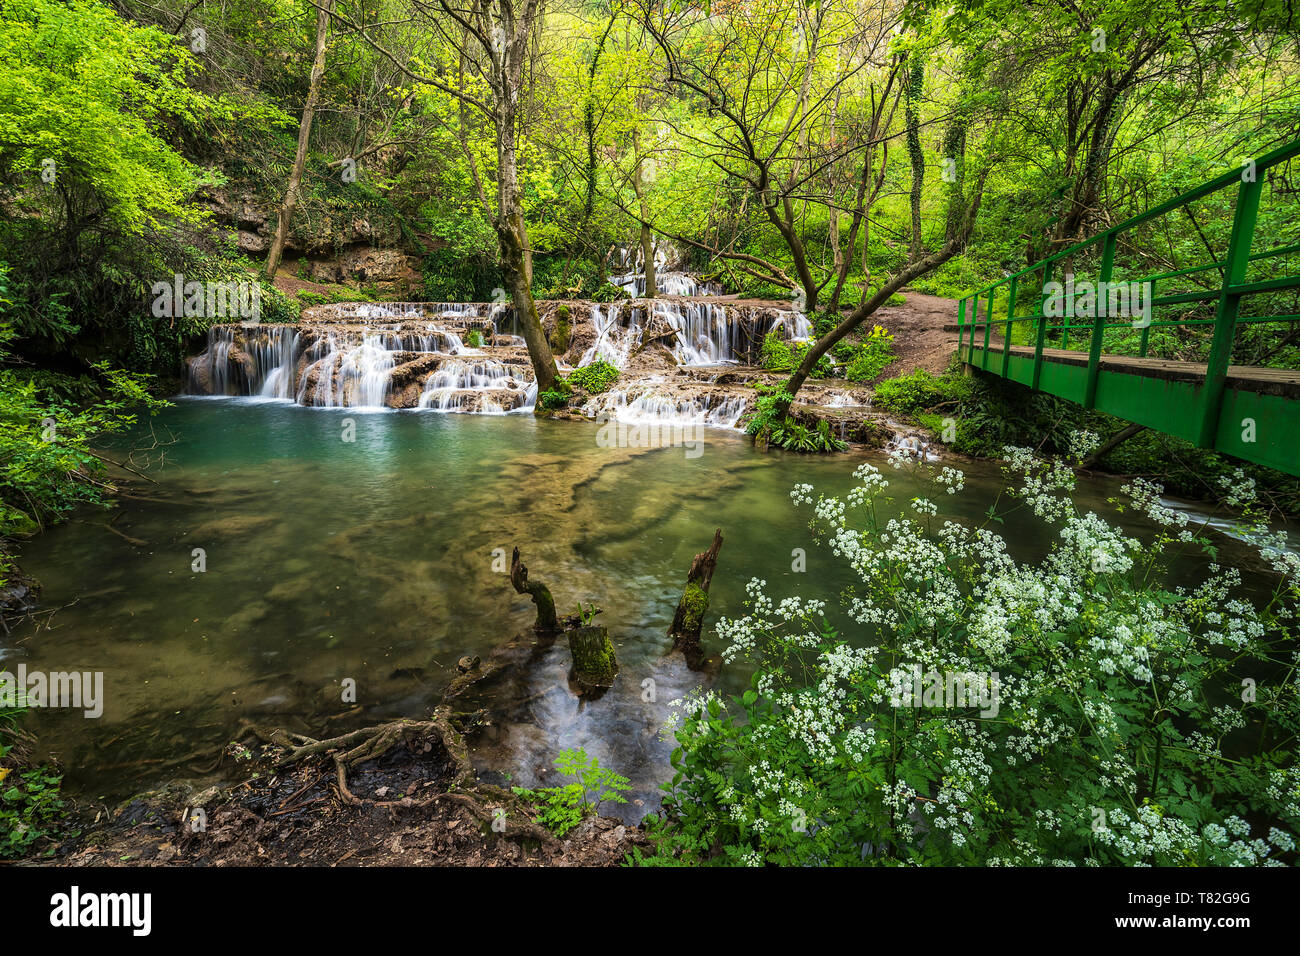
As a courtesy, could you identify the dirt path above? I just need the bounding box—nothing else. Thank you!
[871,291,961,378]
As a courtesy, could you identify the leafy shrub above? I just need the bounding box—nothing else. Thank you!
[743,386,846,453]
[464,329,485,348]
[513,748,630,837]
[0,701,68,859]
[539,379,573,410]
[843,325,896,382]
[0,313,167,537]
[759,332,797,372]
[645,442,1300,866]
[591,281,629,303]
[567,360,619,394]
[870,367,973,414]
[759,333,832,378]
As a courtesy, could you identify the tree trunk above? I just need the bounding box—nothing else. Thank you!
[904,54,925,264]
[764,192,817,312]
[639,221,656,298]
[264,0,334,278]
[1081,423,1147,469]
[668,529,723,652]
[496,105,558,398]
[632,128,657,298]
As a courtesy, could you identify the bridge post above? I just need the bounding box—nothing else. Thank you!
[1139,277,1154,357]
[957,297,967,359]
[1032,262,1052,390]
[1084,233,1118,409]
[1001,276,1017,377]
[1197,176,1264,448]
[982,288,994,370]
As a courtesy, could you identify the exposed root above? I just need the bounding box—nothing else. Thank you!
[237,708,556,843]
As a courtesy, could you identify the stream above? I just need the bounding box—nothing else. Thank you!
[5,399,1291,822]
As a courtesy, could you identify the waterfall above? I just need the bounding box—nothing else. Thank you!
[582,388,748,430]
[297,333,395,408]
[770,310,812,341]
[253,327,300,399]
[188,325,299,397]
[609,243,722,297]
[579,303,640,368]
[654,301,736,365]
[418,359,532,414]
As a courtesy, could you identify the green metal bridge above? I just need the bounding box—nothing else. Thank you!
[956,138,1300,477]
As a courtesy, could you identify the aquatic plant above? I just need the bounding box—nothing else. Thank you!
[648,436,1300,866]
[744,386,846,454]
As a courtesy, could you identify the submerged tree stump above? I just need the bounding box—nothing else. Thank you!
[568,624,619,688]
[510,546,557,632]
[669,528,723,655]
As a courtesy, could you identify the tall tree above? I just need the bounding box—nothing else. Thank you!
[333,0,561,396]
[265,0,336,278]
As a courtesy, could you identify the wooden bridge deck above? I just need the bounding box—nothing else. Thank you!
[998,346,1300,397]
[959,340,1300,476]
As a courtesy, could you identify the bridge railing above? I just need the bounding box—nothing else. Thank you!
[956,137,1300,448]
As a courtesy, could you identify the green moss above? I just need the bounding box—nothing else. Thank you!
[568,625,618,686]
[551,304,571,353]
[681,581,709,630]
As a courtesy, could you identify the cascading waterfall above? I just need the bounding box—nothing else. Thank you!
[582,387,748,430]
[188,325,299,397]
[654,300,736,365]
[188,307,534,412]
[418,359,530,414]
[253,327,300,399]
[610,243,722,298]
[298,333,396,408]
[580,303,640,368]
[769,310,812,341]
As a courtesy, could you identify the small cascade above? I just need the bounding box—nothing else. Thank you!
[654,300,736,365]
[188,326,236,395]
[610,244,722,298]
[418,359,532,414]
[298,333,396,409]
[769,310,812,342]
[188,325,300,397]
[580,303,640,368]
[582,387,748,430]
[577,300,750,368]
[254,327,300,399]
[886,431,940,462]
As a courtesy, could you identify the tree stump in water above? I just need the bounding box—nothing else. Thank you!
[669,528,723,656]
[568,624,619,688]
[510,546,557,632]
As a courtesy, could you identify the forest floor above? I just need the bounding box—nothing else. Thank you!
[41,629,651,868]
[51,744,644,867]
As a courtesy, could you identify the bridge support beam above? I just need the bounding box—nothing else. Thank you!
[1084,234,1117,409]
[1197,175,1263,448]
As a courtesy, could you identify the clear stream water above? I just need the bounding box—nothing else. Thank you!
[6,400,1289,820]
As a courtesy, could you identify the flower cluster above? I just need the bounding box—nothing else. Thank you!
[657,446,1300,868]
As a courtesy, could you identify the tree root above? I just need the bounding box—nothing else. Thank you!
[236,709,556,843]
